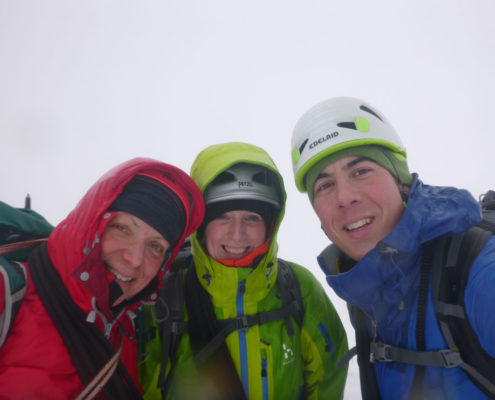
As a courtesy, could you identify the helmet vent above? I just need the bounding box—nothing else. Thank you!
[299,138,308,155]
[210,171,236,185]
[337,122,357,130]
[253,170,277,187]
[360,105,383,121]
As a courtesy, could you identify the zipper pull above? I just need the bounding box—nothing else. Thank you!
[371,319,378,342]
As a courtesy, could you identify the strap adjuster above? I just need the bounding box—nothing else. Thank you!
[440,349,463,368]
[236,316,249,331]
[370,342,392,363]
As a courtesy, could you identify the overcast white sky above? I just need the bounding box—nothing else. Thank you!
[2,1,494,398]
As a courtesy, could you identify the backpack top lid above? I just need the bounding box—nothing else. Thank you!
[480,190,495,210]
[478,191,495,232]
[0,200,54,261]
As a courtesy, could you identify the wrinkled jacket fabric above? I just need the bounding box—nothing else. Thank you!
[0,158,204,399]
[318,175,495,399]
[141,143,348,399]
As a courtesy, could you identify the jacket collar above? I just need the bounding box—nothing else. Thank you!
[191,233,279,305]
[318,175,482,314]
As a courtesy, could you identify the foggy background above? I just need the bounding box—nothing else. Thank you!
[2,1,494,397]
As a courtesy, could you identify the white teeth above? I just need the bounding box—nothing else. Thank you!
[109,269,132,282]
[346,218,372,231]
[224,246,247,255]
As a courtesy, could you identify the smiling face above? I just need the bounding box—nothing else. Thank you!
[312,156,406,261]
[205,210,267,260]
[101,211,171,306]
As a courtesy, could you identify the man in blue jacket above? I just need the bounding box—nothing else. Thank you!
[289,96,495,399]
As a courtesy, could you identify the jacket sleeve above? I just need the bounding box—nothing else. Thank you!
[291,263,348,400]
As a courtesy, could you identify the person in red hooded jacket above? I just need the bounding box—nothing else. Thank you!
[0,158,204,399]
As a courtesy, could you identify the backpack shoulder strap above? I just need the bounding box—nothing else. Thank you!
[276,258,304,332]
[0,256,27,347]
[349,305,382,400]
[156,253,191,392]
[29,243,142,398]
[338,207,495,398]
[346,236,466,399]
[184,261,246,399]
[432,226,495,398]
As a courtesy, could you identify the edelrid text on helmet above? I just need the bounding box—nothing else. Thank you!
[203,163,282,209]
[291,97,407,192]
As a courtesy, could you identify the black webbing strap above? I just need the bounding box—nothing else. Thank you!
[194,300,300,366]
[410,240,435,398]
[193,259,302,366]
[156,267,187,393]
[352,307,382,400]
[29,243,142,399]
[432,227,495,398]
[277,259,304,334]
[184,265,246,400]
[370,341,463,368]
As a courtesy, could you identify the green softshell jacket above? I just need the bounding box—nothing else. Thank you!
[140,142,348,399]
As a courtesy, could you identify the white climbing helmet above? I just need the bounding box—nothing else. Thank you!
[291,97,407,192]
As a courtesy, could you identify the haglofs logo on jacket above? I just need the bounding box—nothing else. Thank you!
[282,343,295,365]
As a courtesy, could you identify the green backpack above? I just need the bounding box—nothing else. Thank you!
[0,197,54,347]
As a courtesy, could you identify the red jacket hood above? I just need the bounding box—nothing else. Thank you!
[47,158,204,316]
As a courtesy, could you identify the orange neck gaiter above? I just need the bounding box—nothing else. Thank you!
[216,240,270,267]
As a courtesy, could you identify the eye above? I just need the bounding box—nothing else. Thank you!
[215,213,230,221]
[149,242,166,257]
[110,222,128,233]
[314,179,334,195]
[245,213,263,223]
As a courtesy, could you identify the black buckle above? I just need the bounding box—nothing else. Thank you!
[236,316,249,331]
[370,342,392,363]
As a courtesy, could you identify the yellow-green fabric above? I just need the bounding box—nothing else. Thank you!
[140,142,348,399]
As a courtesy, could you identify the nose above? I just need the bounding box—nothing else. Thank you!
[123,240,145,268]
[335,178,360,208]
[228,217,246,241]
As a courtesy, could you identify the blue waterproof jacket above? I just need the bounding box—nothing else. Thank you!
[318,175,495,399]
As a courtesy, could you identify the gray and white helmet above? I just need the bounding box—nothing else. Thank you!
[203,163,282,209]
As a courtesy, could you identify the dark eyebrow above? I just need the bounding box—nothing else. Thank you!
[315,157,372,181]
[345,156,370,169]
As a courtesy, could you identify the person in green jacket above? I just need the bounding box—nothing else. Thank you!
[140,142,348,399]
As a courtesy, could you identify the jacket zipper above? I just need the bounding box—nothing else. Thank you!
[237,279,249,397]
[86,297,124,339]
[260,348,268,400]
